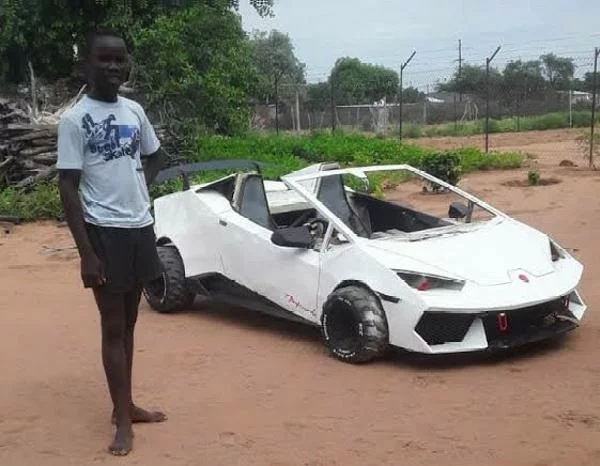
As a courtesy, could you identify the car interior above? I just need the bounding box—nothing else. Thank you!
[198,170,453,239]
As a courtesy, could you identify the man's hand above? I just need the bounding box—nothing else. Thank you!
[58,169,104,288]
[81,253,106,288]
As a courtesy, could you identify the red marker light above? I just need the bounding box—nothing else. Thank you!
[518,274,529,283]
[417,278,430,291]
[497,313,509,332]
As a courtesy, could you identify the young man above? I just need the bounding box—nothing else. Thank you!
[57,28,168,456]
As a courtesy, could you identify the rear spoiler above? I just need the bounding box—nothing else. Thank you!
[154,159,269,190]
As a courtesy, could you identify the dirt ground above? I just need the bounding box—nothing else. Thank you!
[1,129,600,466]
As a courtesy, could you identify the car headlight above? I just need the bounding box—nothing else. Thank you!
[395,270,465,291]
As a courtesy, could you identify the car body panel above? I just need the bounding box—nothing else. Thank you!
[218,208,321,322]
[150,161,588,355]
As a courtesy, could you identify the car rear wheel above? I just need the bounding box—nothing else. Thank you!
[143,246,194,313]
[321,285,389,363]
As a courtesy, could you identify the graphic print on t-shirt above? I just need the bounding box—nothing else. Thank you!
[81,113,141,162]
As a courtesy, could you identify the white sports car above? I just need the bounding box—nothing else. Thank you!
[143,160,587,363]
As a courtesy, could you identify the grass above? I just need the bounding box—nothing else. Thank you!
[0,132,525,220]
[403,111,598,139]
[0,182,63,220]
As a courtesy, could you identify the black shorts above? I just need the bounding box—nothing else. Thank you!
[85,222,162,294]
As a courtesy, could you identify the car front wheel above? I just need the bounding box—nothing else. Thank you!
[321,285,389,363]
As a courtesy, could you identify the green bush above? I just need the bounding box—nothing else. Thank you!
[0,182,62,220]
[420,151,462,187]
[402,123,423,139]
[528,169,541,186]
[0,133,525,220]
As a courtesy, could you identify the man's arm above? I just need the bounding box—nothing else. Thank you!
[58,169,105,286]
[142,147,168,187]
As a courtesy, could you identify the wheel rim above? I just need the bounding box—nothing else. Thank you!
[326,302,360,354]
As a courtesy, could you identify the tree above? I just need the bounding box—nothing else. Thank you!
[306,82,330,111]
[133,3,257,136]
[438,63,502,100]
[329,57,399,105]
[0,0,274,84]
[502,59,546,105]
[402,86,425,103]
[573,72,598,93]
[248,29,305,104]
[540,53,575,90]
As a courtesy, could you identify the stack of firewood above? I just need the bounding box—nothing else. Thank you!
[1,94,174,190]
[1,98,60,189]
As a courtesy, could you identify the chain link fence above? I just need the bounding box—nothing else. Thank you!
[251,86,597,137]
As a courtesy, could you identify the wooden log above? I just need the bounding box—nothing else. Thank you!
[0,156,16,171]
[31,152,57,164]
[0,110,28,121]
[0,215,23,224]
[32,137,57,147]
[19,159,49,170]
[15,167,56,189]
[1,123,57,134]
[7,130,55,142]
[19,145,57,157]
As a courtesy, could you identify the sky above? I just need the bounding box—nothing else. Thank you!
[238,0,600,90]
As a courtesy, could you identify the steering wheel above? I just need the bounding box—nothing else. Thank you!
[289,210,314,228]
[307,218,328,238]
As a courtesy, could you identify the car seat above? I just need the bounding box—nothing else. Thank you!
[316,173,372,238]
[232,173,277,231]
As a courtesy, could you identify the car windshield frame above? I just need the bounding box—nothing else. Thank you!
[281,164,507,244]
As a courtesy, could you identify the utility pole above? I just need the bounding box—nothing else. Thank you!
[274,72,280,135]
[295,89,301,133]
[330,74,336,134]
[485,46,501,153]
[590,47,600,167]
[458,39,463,102]
[398,50,416,141]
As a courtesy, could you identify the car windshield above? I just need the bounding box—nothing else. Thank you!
[285,166,500,241]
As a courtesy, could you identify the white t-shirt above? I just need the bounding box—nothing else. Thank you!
[56,94,161,228]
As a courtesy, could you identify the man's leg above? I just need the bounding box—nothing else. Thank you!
[93,287,133,456]
[111,286,167,423]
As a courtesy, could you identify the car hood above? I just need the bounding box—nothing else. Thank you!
[364,219,555,286]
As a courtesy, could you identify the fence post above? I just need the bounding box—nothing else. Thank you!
[485,46,501,153]
[589,47,600,167]
[398,51,416,141]
[274,73,280,135]
[330,76,336,134]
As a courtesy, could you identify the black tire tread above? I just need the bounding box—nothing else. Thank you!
[144,246,192,313]
[322,285,389,363]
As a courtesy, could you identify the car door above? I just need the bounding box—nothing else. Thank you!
[218,173,321,323]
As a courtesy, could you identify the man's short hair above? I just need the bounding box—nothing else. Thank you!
[84,27,126,57]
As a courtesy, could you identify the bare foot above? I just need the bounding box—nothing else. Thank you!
[112,405,167,424]
[109,424,133,456]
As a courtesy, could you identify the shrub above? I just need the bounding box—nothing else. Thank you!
[419,151,462,187]
[0,182,62,219]
[528,169,541,186]
[402,123,422,139]
[0,133,525,220]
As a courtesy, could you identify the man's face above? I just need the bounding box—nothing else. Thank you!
[88,35,129,94]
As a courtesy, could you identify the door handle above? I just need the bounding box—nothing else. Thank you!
[219,219,227,226]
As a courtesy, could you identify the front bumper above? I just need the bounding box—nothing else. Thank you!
[388,289,586,354]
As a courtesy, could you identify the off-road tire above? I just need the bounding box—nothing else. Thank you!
[321,285,389,364]
[143,246,194,313]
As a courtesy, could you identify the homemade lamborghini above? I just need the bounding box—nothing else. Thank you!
[142,160,586,363]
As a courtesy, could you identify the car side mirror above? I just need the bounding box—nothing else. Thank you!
[271,225,314,249]
[448,201,468,219]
